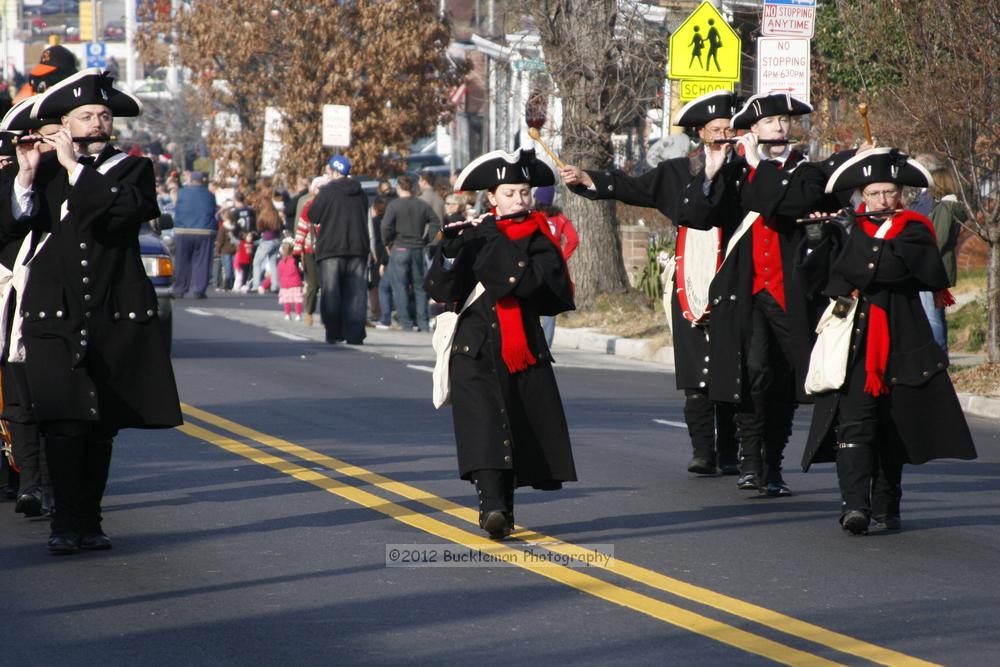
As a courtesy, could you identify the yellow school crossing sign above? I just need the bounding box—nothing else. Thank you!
[669,1,742,82]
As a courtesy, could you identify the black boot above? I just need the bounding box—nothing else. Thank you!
[44,436,87,553]
[872,453,903,531]
[474,469,511,540]
[735,398,764,490]
[11,421,44,517]
[79,438,113,550]
[715,402,739,475]
[503,470,515,532]
[836,442,875,535]
[762,402,796,496]
[684,392,717,474]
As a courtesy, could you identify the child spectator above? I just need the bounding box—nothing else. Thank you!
[215,207,239,290]
[277,240,304,320]
[234,232,254,292]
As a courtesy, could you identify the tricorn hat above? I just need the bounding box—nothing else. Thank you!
[0,97,53,132]
[32,68,142,120]
[674,90,739,128]
[824,147,933,193]
[731,93,812,130]
[454,147,555,192]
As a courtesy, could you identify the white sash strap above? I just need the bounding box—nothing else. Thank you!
[3,231,51,363]
[721,210,761,268]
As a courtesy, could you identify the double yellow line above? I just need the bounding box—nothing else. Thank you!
[178,403,939,667]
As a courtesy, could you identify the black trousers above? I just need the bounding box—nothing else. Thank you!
[736,291,798,483]
[42,421,116,536]
[318,256,368,344]
[835,357,904,518]
[683,389,737,464]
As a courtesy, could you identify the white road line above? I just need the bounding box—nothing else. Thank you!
[406,364,434,373]
[269,330,310,341]
[653,419,688,429]
[185,308,214,317]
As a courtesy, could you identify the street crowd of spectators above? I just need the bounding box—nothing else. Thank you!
[156,161,579,346]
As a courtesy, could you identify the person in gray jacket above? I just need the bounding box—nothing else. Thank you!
[381,174,439,331]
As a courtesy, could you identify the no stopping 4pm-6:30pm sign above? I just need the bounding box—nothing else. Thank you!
[756,37,811,104]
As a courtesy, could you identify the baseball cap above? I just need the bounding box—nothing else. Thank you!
[327,154,351,176]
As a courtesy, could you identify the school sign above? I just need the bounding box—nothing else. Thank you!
[668,1,741,100]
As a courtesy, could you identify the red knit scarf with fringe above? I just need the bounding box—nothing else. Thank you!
[494,210,564,373]
[857,205,955,396]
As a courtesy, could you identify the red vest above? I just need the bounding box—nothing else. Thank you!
[747,164,787,310]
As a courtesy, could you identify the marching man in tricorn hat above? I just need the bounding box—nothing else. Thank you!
[424,146,576,539]
[677,92,831,498]
[799,148,977,535]
[0,68,182,554]
[560,89,742,479]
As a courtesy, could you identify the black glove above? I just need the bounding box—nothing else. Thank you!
[804,222,825,248]
[472,216,501,243]
[440,230,465,258]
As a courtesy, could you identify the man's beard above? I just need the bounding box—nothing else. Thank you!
[81,141,106,156]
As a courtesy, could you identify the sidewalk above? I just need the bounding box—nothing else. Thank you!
[553,326,1000,421]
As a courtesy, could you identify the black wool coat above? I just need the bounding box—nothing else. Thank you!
[800,215,977,469]
[678,152,829,404]
[0,148,181,430]
[424,215,576,487]
[568,153,721,391]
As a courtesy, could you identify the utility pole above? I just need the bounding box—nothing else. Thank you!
[125,0,136,89]
[91,0,99,46]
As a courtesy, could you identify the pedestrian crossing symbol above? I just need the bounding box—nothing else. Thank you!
[668,1,741,81]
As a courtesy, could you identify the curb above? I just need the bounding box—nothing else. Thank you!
[554,327,1000,421]
[956,393,1000,421]
[553,327,674,370]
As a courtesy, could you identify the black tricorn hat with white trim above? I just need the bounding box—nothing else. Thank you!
[454,147,555,191]
[0,97,51,131]
[674,90,739,128]
[0,131,18,157]
[731,93,812,130]
[824,147,932,193]
[32,68,142,120]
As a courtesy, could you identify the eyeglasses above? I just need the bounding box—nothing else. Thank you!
[863,188,900,199]
[67,111,113,123]
[445,200,460,205]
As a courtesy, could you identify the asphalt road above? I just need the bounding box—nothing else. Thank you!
[2,292,997,666]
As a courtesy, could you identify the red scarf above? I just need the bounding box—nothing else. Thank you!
[493,210,564,373]
[856,205,955,396]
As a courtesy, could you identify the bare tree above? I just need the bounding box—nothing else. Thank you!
[813,0,1000,361]
[522,0,668,306]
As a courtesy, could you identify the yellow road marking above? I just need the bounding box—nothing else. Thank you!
[177,420,839,666]
[180,403,941,667]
